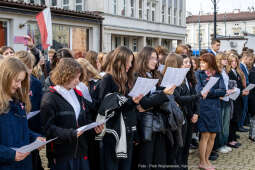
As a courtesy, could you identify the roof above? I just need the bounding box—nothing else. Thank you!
[0,0,104,21]
[186,11,255,23]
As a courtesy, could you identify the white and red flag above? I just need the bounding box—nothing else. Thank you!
[36,7,53,49]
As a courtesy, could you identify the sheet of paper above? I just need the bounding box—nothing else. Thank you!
[76,83,92,102]
[160,67,190,87]
[13,138,57,153]
[27,110,40,120]
[158,64,165,73]
[201,77,220,95]
[244,84,255,91]
[229,88,240,101]
[76,118,109,133]
[128,77,159,97]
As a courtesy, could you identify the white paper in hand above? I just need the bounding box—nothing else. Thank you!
[77,118,109,134]
[128,77,159,97]
[13,138,57,153]
[201,77,219,95]
[228,88,240,101]
[244,84,255,91]
[27,110,40,120]
[76,82,93,102]
[160,67,190,87]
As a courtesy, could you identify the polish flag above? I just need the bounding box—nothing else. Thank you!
[36,7,53,49]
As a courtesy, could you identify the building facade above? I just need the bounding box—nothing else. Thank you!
[0,0,103,52]
[186,10,255,50]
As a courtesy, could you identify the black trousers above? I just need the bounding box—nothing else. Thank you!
[102,134,133,170]
[31,150,44,170]
[136,132,168,170]
[176,121,193,170]
[228,120,238,142]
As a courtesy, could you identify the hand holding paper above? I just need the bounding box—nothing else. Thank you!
[128,77,159,97]
[243,84,255,91]
[201,77,219,95]
[76,118,109,134]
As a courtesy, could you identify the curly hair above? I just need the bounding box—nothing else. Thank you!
[51,58,83,86]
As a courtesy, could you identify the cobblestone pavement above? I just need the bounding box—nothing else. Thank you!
[188,128,255,170]
[40,128,255,170]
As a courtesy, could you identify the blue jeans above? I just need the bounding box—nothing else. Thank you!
[239,96,248,128]
[218,101,231,147]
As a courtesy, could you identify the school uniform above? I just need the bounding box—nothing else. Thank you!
[40,86,92,170]
[248,67,255,140]
[240,63,249,128]
[228,69,244,142]
[96,73,137,170]
[28,75,44,170]
[0,100,40,170]
[173,79,199,170]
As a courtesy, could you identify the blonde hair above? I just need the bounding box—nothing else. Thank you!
[76,58,101,86]
[216,52,228,72]
[15,51,35,69]
[0,57,31,114]
[227,54,246,88]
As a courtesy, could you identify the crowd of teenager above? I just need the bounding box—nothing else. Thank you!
[0,36,255,170]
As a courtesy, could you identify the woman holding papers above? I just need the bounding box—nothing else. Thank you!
[227,54,248,147]
[96,46,143,170]
[166,54,199,170]
[195,53,226,170]
[0,57,44,170]
[76,58,102,170]
[40,58,103,170]
[15,51,44,170]
[134,47,176,170]
[215,53,234,154]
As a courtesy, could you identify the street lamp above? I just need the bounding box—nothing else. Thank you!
[211,0,220,39]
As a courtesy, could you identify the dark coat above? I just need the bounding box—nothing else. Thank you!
[249,67,255,116]
[195,70,226,132]
[228,70,244,122]
[28,75,43,134]
[40,87,92,160]
[0,100,40,170]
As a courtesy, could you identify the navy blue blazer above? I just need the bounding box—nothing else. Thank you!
[28,75,43,134]
[240,63,249,85]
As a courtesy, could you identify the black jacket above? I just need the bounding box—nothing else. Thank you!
[174,80,200,121]
[40,87,92,159]
[249,67,255,116]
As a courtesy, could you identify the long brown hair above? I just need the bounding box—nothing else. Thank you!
[105,46,135,94]
[200,53,220,74]
[0,57,31,114]
[162,53,183,74]
[136,46,161,79]
[216,52,228,73]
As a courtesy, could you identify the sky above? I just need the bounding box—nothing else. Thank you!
[187,0,255,15]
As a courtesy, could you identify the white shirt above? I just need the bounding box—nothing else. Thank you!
[221,69,229,102]
[54,85,81,120]
[211,49,217,56]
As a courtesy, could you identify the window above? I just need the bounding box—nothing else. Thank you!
[174,8,177,24]
[146,1,150,20]
[146,38,152,46]
[124,37,129,47]
[115,36,121,48]
[51,0,57,6]
[152,2,156,22]
[121,0,126,16]
[63,0,69,10]
[113,0,117,15]
[139,0,143,19]
[168,0,172,24]
[179,0,183,25]
[162,0,166,23]
[133,38,137,52]
[76,0,83,11]
[130,0,135,17]
[0,21,8,47]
